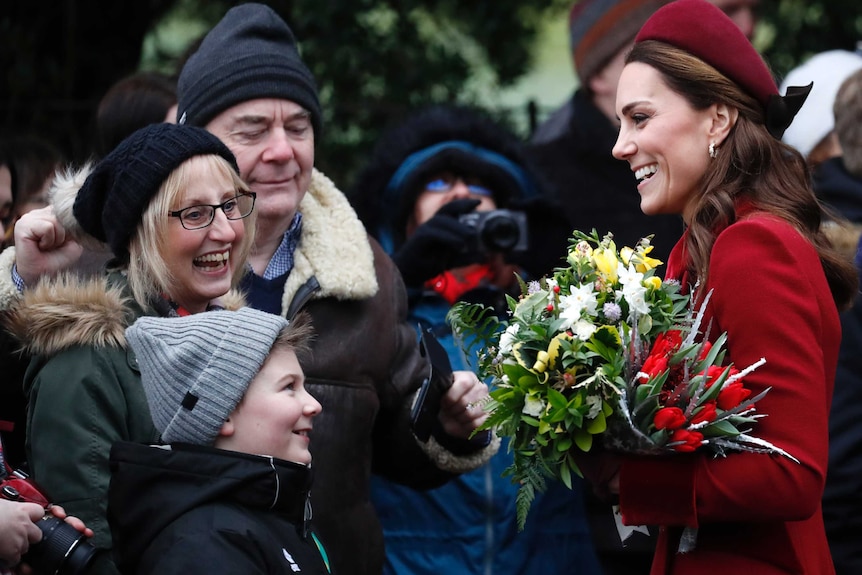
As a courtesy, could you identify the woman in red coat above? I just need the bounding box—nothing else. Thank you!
[600,0,859,573]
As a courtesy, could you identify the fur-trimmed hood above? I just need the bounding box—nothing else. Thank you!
[4,272,246,357]
[50,163,107,252]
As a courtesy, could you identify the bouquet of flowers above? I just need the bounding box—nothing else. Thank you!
[448,230,795,529]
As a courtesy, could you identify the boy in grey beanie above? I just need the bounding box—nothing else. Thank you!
[108,308,332,574]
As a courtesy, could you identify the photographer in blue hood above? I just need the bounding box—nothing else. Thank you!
[348,104,601,575]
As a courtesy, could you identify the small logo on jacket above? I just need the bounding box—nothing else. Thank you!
[283,548,301,572]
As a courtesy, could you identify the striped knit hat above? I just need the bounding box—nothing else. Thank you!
[569,0,669,85]
[125,308,288,445]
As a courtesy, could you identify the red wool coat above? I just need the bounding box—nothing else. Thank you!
[618,212,839,574]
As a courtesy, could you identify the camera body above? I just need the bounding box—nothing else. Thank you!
[458,209,528,253]
[0,473,97,575]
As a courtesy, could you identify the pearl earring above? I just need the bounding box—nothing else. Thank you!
[709,142,717,159]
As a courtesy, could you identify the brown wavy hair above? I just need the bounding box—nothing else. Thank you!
[627,40,858,310]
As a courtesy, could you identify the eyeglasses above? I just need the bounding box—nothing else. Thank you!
[424,176,493,197]
[168,192,256,230]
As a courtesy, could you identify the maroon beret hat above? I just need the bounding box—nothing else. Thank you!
[634,0,810,138]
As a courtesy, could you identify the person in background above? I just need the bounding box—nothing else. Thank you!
[3,122,256,574]
[0,145,17,245]
[5,135,62,225]
[596,1,856,573]
[813,67,862,575]
[349,104,602,575]
[109,308,330,575]
[528,0,682,265]
[0,500,93,571]
[527,2,675,573]
[780,50,862,170]
[94,70,178,158]
[707,0,759,40]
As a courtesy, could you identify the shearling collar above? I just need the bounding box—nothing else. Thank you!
[281,169,378,312]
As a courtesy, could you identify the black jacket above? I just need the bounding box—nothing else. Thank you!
[108,442,332,575]
[813,156,862,575]
[814,156,862,222]
[527,90,684,263]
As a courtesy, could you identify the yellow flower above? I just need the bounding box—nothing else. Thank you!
[633,245,663,273]
[592,248,618,282]
[644,276,662,291]
[620,246,634,265]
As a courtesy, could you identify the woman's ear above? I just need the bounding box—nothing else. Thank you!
[709,103,738,146]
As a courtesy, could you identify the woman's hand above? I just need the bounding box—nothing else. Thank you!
[13,206,83,286]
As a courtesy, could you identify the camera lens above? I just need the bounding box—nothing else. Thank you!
[480,214,521,252]
[23,516,98,575]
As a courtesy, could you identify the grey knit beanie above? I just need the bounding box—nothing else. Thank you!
[176,3,322,136]
[73,122,238,259]
[126,308,289,445]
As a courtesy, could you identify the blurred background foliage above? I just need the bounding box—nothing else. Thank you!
[2,0,862,187]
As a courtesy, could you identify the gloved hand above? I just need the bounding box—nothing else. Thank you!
[504,195,571,279]
[392,198,483,287]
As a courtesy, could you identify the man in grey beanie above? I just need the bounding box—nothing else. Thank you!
[173,5,497,575]
[109,308,331,574]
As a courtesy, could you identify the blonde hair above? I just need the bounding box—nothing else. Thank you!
[126,154,255,307]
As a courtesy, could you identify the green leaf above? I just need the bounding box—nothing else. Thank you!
[574,429,593,451]
[703,419,741,437]
[586,411,607,434]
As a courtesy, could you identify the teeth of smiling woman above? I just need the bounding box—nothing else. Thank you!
[635,165,658,182]
[194,250,229,265]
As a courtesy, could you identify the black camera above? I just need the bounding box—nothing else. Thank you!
[458,209,528,253]
[0,479,98,575]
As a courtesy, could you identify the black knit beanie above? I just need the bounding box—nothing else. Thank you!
[73,122,239,259]
[176,3,322,136]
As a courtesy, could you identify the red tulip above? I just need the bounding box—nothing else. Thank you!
[670,429,703,452]
[690,401,717,425]
[654,407,686,430]
[718,381,751,410]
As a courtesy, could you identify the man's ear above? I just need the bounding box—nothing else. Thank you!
[709,103,738,146]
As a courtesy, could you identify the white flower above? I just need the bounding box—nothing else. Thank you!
[617,263,650,315]
[499,323,520,354]
[574,319,597,341]
[523,394,545,417]
[558,284,599,329]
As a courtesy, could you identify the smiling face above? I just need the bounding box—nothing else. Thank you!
[612,62,719,222]
[215,346,321,464]
[161,156,247,313]
[205,98,314,245]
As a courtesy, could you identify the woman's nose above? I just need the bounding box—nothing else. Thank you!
[612,129,635,161]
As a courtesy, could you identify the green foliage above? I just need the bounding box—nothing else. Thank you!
[4,0,862,171]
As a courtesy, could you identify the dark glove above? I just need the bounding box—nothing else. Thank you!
[504,195,572,279]
[392,198,483,287]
